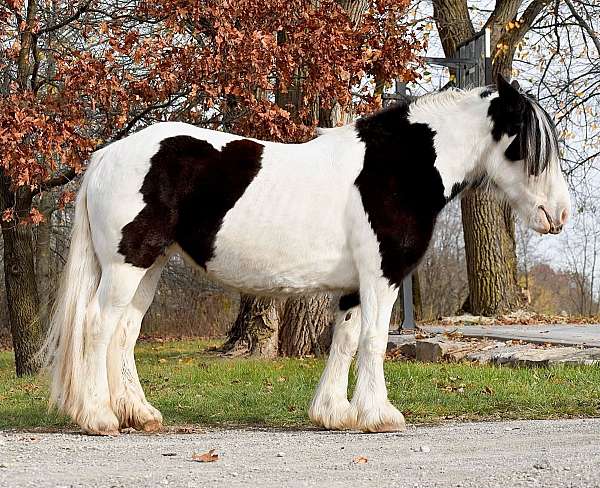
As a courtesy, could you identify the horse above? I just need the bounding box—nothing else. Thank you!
[43,75,570,435]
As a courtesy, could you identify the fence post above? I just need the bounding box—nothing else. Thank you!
[401,273,416,330]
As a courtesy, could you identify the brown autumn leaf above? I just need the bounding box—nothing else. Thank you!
[353,456,368,464]
[192,449,219,463]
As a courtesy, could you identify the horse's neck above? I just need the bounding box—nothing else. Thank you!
[409,95,491,198]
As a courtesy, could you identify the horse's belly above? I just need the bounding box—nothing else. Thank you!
[205,184,358,293]
[206,228,358,293]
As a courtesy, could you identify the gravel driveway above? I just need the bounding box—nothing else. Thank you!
[2,418,600,488]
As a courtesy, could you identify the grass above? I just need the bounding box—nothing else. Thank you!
[1,338,600,430]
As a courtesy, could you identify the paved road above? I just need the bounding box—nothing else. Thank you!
[420,324,600,347]
[2,418,600,487]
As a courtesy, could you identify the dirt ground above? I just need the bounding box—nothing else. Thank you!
[2,418,600,487]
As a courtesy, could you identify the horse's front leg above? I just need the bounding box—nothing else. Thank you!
[309,298,361,430]
[350,279,405,432]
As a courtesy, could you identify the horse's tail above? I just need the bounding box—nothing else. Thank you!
[41,149,104,417]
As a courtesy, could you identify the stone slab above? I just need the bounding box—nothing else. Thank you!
[419,324,600,348]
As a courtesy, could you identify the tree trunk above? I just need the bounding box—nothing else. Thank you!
[0,176,42,375]
[279,294,333,357]
[412,270,423,320]
[35,192,54,333]
[461,190,522,314]
[222,295,281,357]
[459,22,526,315]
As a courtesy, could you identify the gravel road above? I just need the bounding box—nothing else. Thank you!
[2,418,600,488]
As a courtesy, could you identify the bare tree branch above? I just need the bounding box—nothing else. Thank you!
[564,0,600,54]
[36,1,92,35]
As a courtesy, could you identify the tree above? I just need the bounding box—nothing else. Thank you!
[431,0,556,316]
[222,0,421,356]
[0,0,259,373]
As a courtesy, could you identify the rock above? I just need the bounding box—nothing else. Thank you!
[550,348,600,365]
[415,337,494,363]
[419,446,431,453]
[387,335,417,359]
[276,452,285,457]
[439,314,495,325]
[487,345,534,365]
[510,347,580,366]
[465,342,508,364]
[533,460,552,470]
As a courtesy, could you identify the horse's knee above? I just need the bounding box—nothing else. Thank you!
[332,299,361,356]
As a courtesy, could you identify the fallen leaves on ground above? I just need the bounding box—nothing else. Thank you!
[192,449,219,463]
[432,311,596,326]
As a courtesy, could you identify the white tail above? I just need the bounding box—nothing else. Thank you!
[41,152,103,418]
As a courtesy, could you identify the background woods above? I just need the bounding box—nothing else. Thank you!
[0,0,599,374]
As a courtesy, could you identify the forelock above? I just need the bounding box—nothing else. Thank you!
[523,95,560,177]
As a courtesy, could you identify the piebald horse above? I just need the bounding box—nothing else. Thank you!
[43,75,570,435]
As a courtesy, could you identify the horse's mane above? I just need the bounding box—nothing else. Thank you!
[411,87,472,108]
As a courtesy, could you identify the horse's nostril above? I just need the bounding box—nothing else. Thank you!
[560,208,569,225]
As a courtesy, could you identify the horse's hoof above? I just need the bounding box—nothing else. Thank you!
[114,395,163,432]
[309,396,356,430]
[354,401,406,433]
[78,407,120,436]
[142,420,163,433]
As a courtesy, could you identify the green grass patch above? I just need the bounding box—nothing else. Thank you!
[1,339,599,430]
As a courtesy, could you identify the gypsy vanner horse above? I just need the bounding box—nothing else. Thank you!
[43,75,570,435]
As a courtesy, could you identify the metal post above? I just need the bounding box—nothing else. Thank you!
[401,273,415,330]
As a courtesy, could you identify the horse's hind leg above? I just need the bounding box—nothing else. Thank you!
[107,258,166,432]
[77,263,146,435]
[309,296,361,430]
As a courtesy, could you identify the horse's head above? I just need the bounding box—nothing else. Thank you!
[482,75,570,235]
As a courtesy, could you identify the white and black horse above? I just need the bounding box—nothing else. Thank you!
[44,75,570,435]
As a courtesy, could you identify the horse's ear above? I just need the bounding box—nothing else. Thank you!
[496,74,523,108]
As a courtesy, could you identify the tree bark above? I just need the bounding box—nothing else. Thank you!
[1,0,43,375]
[461,190,522,314]
[221,295,281,358]
[0,177,42,375]
[279,294,333,357]
[412,270,423,320]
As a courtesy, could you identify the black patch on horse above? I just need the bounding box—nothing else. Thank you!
[355,100,446,288]
[339,292,360,311]
[487,75,556,176]
[118,136,263,269]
